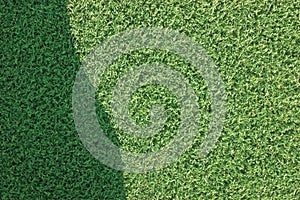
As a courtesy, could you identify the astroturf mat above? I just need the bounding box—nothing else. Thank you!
[1,0,299,199]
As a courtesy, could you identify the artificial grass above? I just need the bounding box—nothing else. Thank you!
[1,0,299,199]
[1,0,125,199]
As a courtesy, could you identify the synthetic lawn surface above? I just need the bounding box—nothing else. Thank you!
[1,0,299,199]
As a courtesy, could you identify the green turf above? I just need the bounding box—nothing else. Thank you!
[1,0,299,199]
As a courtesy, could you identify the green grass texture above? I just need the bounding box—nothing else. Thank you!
[1,0,299,199]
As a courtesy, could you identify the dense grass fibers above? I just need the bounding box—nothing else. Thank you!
[1,0,299,199]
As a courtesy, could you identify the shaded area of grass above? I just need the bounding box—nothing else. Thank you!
[1,1,125,199]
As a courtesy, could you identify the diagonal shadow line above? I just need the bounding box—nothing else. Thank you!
[0,0,125,199]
